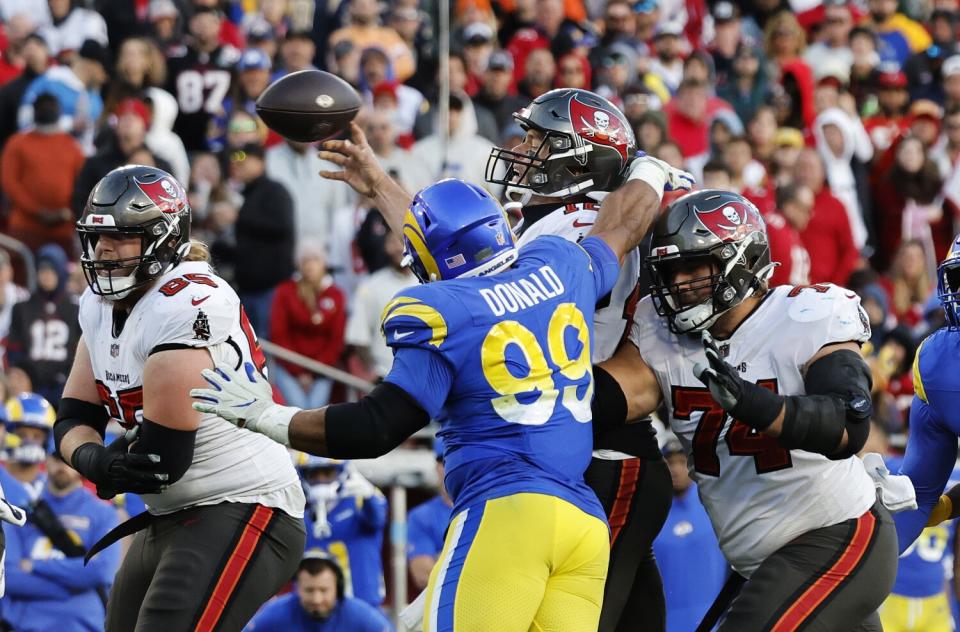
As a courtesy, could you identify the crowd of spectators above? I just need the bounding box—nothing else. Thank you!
[0,0,959,628]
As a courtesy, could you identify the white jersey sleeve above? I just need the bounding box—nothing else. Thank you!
[781,283,871,366]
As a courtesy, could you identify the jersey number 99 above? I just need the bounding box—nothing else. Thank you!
[481,303,592,425]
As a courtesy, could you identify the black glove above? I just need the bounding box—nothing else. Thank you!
[692,331,785,430]
[71,430,168,499]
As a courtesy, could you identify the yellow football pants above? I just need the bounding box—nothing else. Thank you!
[422,492,609,632]
[879,592,954,632]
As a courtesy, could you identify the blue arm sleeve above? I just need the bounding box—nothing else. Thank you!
[579,236,621,302]
[895,395,960,553]
[384,347,454,420]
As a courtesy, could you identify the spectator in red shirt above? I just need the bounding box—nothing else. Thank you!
[864,67,911,153]
[666,78,733,158]
[270,242,347,409]
[792,147,860,286]
[768,181,812,287]
[879,239,933,332]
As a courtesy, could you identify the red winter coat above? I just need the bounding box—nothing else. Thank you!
[799,188,859,286]
[269,278,347,377]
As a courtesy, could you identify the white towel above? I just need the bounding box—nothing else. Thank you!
[861,452,918,513]
[399,588,427,631]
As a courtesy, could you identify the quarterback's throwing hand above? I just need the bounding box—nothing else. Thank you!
[191,362,299,446]
[629,152,696,193]
[317,122,387,198]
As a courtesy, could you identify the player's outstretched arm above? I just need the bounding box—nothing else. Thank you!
[592,341,663,434]
[589,154,695,261]
[191,361,430,457]
[318,121,413,236]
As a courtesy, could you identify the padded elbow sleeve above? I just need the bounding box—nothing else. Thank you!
[325,383,431,459]
[54,398,109,452]
[591,365,628,438]
[132,419,197,484]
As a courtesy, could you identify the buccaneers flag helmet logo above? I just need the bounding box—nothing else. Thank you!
[694,198,765,242]
[135,176,187,214]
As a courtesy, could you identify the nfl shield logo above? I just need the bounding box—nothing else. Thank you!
[110,343,120,358]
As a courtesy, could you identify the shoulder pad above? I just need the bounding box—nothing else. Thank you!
[784,284,870,344]
[142,268,238,351]
[914,329,960,402]
[380,290,450,350]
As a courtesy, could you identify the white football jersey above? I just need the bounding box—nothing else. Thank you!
[630,283,876,576]
[516,201,641,362]
[79,261,304,517]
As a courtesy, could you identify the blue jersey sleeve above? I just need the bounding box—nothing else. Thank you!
[384,346,454,420]
[578,236,620,302]
[896,395,960,553]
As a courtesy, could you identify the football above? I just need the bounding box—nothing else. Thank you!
[255,70,361,143]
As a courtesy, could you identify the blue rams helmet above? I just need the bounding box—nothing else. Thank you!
[939,233,960,328]
[401,179,517,283]
[294,453,348,478]
[6,393,55,434]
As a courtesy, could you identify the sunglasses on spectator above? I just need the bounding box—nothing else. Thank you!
[229,119,258,134]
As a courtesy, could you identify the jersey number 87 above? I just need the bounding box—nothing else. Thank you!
[481,303,592,425]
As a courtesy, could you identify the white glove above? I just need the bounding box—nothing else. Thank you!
[861,452,917,513]
[0,483,26,527]
[191,361,300,446]
[399,588,427,631]
[627,153,696,201]
[340,466,376,500]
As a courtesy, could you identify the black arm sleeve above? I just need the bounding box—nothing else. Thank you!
[54,397,110,452]
[325,382,431,459]
[591,365,628,437]
[131,419,197,484]
[779,350,873,459]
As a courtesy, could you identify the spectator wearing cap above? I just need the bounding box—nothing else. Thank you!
[473,50,525,135]
[864,66,911,153]
[149,0,184,54]
[904,9,959,105]
[71,97,172,215]
[770,126,803,186]
[244,16,278,62]
[554,52,591,90]
[652,436,727,632]
[649,22,685,94]
[6,244,81,406]
[767,181,812,287]
[717,44,772,128]
[329,0,415,82]
[37,0,107,59]
[461,21,494,96]
[861,0,932,67]
[279,30,318,74]
[803,0,855,81]
[632,0,660,43]
[165,6,240,152]
[209,47,275,153]
[666,77,734,158]
[228,142,295,337]
[1,93,83,256]
[906,99,943,149]
[793,148,859,285]
[596,0,641,52]
[707,0,743,88]
[244,553,392,631]
[17,38,108,154]
[942,55,960,113]
[515,46,555,100]
[0,32,50,149]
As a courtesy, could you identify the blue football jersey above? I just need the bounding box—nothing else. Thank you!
[382,236,619,522]
[896,328,960,550]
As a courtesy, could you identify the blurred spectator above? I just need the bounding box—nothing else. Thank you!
[764,12,816,132]
[328,0,415,82]
[363,108,429,194]
[5,244,79,407]
[908,99,943,149]
[209,47,274,152]
[793,148,859,285]
[148,0,184,54]
[865,67,911,153]
[37,0,108,58]
[360,47,424,142]
[0,14,36,86]
[0,251,28,365]
[3,392,54,499]
[653,437,728,632]
[223,109,265,150]
[229,142,294,337]
[0,0,47,26]
[717,44,771,129]
[701,159,732,190]
[770,126,804,186]
[103,36,167,116]
[143,86,189,184]
[666,78,733,158]
[880,239,933,331]
[244,553,392,631]
[554,52,590,89]
[266,137,353,244]
[407,438,452,590]
[813,107,873,250]
[708,0,743,88]
[722,134,765,194]
[636,109,667,152]
[186,149,235,224]
[768,181,812,287]
[904,9,958,104]
[461,21,494,95]
[299,458,388,608]
[473,50,525,135]
[873,135,949,271]
[0,32,50,149]
[2,93,84,255]
[279,30,317,74]
[848,26,882,114]
[389,2,434,93]
[270,242,347,409]
[649,22,684,94]
[344,230,415,382]
[862,0,931,67]
[516,46,555,101]
[166,6,239,152]
[804,0,854,80]
[2,449,119,631]
[410,93,496,190]
[71,98,171,215]
[936,106,960,208]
